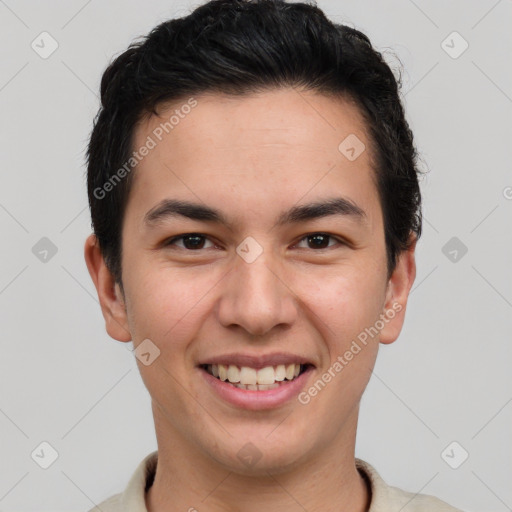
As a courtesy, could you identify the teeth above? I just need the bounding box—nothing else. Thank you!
[227,365,240,383]
[257,366,276,385]
[234,383,280,391]
[275,365,286,381]
[209,363,304,385]
[239,367,257,385]
[257,383,279,390]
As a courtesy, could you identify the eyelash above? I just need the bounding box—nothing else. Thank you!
[163,232,346,251]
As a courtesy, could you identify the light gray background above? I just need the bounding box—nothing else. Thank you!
[0,1,511,511]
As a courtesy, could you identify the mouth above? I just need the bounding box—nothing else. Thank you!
[199,363,313,391]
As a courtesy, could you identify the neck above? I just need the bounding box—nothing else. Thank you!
[146,403,370,512]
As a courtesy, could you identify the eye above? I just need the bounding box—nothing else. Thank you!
[163,232,345,251]
[294,233,343,250]
[164,233,216,250]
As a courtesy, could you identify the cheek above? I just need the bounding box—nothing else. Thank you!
[124,247,387,349]
[292,265,387,342]
[125,265,218,344]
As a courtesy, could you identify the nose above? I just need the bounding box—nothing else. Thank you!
[216,248,298,337]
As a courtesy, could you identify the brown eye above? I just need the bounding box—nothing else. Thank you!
[165,233,214,250]
[295,233,341,250]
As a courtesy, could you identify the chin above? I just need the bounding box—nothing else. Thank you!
[209,434,312,477]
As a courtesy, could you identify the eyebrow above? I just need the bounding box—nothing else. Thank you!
[143,197,366,230]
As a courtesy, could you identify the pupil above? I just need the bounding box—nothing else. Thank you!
[309,234,328,248]
[184,235,204,249]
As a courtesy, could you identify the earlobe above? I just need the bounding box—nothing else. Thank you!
[379,236,417,345]
[84,234,132,342]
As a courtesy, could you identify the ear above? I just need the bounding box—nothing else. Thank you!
[379,235,417,345]
[84,234,132,342]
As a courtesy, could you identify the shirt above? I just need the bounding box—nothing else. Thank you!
[89,451,464,511]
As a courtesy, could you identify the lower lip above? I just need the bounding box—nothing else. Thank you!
[199,366,314,410]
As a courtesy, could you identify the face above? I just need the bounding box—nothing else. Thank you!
[85,88,416,475]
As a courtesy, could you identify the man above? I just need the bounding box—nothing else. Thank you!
[84,0,463,510]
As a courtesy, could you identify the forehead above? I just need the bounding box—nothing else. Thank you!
[127,88,380,230]
[135,88,371,162]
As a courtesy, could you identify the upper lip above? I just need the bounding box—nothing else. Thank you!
[198,352,315,370]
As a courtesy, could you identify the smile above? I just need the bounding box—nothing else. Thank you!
[199,362,315,410]
[202,363,310,390]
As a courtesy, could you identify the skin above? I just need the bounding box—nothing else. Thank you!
[85,88,416,512]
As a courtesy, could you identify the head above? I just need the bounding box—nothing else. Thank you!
[85,0,420,475]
